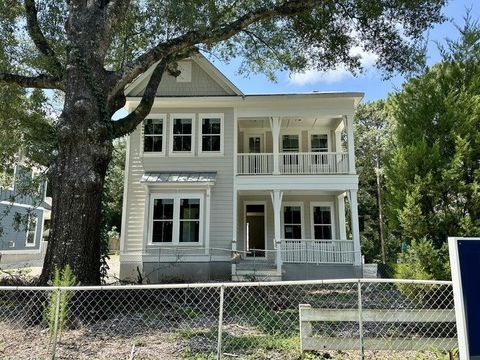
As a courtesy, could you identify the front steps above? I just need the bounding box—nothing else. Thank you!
[232,262,281,281]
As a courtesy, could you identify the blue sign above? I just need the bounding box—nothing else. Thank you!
[449,237,480,360]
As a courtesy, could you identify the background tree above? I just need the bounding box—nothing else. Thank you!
[0,0,447,284]
[385,19,480,278]
[354,100,394,263]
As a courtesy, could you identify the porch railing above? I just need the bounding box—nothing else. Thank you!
[281,239,354,264]
[237,153,273,174]
[280,152,349,174]
[237,152,349,175]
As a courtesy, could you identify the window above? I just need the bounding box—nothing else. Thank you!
[283,204,303,239]
[311,203,335,240]
[310,134,329,152]
[179,199,200,242]
[152,198,174,243]
[282,134,300,152]
[200,114,223,154]
[143,117,164,153]
[25,215,37,247]
[170,114,195,155]
[149,194,203,245]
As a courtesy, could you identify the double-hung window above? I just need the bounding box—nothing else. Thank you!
[283,203,303,239]
[310,133,329,152]
[149,194,203,245]
[281,134,300,152]
[143,116,165,154]
[25,215,37,247]
[311,203,335,240]
[170,114,195,155]
[199,114,223,155]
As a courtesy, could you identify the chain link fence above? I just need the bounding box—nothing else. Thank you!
[0,279,457,359]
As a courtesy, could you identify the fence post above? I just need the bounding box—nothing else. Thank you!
[217,285,225,360]
[357,280,364,360]
[50,288,61,360]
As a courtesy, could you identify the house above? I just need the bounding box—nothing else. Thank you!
[0,163,50,264]
[120,55,363,282]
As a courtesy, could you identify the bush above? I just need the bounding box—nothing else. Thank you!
[395,238,450,281]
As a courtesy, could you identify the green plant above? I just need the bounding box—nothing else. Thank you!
[46,265,77,340]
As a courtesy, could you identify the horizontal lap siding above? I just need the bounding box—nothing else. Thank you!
[124,107,234,255]
[0,204,43,251]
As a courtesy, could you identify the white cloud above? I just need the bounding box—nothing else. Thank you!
[289,47,378,86]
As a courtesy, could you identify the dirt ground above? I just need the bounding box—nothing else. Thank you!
[0,254,121,284]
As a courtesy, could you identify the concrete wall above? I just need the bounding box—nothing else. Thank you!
[282,264,362,280]
[121,261,231,283]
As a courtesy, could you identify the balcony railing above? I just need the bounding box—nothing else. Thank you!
[237,152,349,175]
[237,153,273,174]
[281,239,354,264]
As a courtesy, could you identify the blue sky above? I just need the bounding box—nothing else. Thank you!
[207,0,480,102]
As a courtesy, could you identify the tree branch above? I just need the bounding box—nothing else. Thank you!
[0,73,64,90]
[109,0,320,99]
[111,57,169,138]
[24,0,63,76]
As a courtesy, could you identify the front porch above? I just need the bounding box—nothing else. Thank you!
[231,189,361,280]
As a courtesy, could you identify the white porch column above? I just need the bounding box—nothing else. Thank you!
[270,117,282,175]
[345,115,356,174]
[337,193,347,240]
[335,130,342,153]
[270,190,283,275]
[349,189,361,266]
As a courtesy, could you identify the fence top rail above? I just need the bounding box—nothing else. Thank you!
[0,278,453,291]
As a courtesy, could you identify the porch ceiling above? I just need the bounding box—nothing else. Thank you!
[238,117,342,130]
[237,189,345,196]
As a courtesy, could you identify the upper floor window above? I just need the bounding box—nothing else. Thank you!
[310,134,329,152]
[199,114,223,155]
[170,114,195,155]
[143,117,165,154]
[282,134,300,152]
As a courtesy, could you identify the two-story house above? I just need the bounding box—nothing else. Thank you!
[0,163,50,263]
[120,55,363,282]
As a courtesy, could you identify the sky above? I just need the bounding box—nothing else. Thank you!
[207,0,480,103]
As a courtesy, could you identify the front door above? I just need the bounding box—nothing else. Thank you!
[246,204,265,258]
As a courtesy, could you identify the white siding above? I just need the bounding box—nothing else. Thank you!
[123,107,234,256]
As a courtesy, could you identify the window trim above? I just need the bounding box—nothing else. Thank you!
[198,113,224,156]
[25,214,37,247]
[281,201,304,239]
[169,113,196,156]
[280,130,302,152]
[147,193,204,246]
[310,202,336,240]
[308,130,330,153]
[141,114,166,157]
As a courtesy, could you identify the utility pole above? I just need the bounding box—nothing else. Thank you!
[375,155,386,264]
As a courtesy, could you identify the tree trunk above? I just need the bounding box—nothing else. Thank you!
[39,60,113,285]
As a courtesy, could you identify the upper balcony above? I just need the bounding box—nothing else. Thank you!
[236,115,355,176]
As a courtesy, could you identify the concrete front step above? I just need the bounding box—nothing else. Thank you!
[232,269,281,281]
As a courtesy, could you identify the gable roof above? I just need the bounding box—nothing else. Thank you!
[124,53,243,97]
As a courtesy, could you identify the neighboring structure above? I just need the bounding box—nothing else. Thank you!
[0,164,50,263]
[120,55,363,282]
